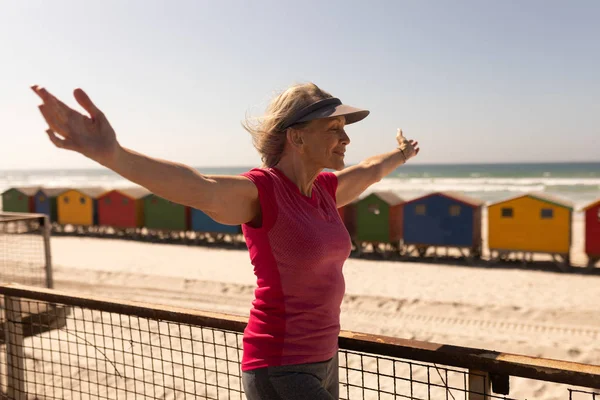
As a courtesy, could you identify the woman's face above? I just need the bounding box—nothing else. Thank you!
[300,116,350,171]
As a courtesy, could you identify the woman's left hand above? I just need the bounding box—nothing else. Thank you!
[396,128,420,161]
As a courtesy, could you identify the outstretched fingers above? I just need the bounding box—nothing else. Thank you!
[32,85,103,122]
[31,85,52,103]
[31,85,71,111]
[74,88,103,120]
[412,141,420,155]
[38,104,70,138]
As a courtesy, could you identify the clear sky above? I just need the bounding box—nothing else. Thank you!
[1,0,598,170]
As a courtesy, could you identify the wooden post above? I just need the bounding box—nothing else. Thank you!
[468,369,491,400]
[4,296,27,399]
[42,215,54,289]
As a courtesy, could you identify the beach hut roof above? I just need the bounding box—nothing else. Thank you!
[404,191,485,207]
[368,191,404,206]
[36,187,72,197]
[60,187,106,198]
[142,192,161,200]
[2,186,40,196]
[582,199,600,212]
[490,192,574,210]
[119,187,151,199]
[100,187,151,200]
[441,191,486,207]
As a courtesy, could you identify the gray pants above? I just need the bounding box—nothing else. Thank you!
[242,354,339,400]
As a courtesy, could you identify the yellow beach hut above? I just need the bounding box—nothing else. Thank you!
[488,192,573,264]
[56,187,105,226]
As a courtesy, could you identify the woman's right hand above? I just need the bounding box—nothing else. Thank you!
[32,85,120,165]
[31,85,260,226]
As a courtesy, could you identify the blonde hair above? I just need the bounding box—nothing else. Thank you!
[243,82,333,168]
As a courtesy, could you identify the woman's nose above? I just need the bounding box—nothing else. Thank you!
[341,130,350,145]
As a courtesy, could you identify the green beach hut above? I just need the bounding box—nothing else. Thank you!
[1,187,39,213]
[142,193,190,231]
[354,191,404,246]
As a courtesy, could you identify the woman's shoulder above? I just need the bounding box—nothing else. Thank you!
[240,168,277,194]
[241,167,275,180]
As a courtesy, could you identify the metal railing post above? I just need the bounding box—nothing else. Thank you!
[4,295,26,399]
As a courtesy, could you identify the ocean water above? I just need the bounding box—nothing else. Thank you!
[1,162,599,210]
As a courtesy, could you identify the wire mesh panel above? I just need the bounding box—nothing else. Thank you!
[339,349,517,400]
[570,390,600,400]
[0,214,51,289]
[0,297,245,400]
[336,348,600,400]
[1,286,600,400]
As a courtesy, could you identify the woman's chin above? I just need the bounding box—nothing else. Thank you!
[327,159,345,171]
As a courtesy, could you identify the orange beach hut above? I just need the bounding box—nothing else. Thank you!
[488,192,573,258]
[56,187,105,226]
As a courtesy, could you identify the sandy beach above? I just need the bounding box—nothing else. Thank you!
[24,211,598,400]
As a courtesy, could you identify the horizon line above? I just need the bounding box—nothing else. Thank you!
[2,160,599,173]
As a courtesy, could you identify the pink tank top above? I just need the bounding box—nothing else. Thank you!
[240,167,352,371]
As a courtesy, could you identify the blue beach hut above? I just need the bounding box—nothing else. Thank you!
[33,188,69,222]
[402,191,484,257]
[190,208,241,235]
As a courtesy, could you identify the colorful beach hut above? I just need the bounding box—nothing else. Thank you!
[97,187,150,229]
[582,198,600,267]
[488,192,573,260]
[56,187,105,226]
[142,194,190,231]
[402,191,484,257]
[1,187,38,213]
[190,208,241,235]
[354,191,404,246]
[34,187,69,222]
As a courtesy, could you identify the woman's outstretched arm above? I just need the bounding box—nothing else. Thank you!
[334,129,420,207]
[31,85,259,225]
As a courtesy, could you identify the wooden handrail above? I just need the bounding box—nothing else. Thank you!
[1,283,599,390]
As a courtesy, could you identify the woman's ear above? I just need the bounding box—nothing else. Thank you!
[286,128,304,148]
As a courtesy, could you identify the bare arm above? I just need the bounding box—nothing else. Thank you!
[334,129,419,207]
[103,147,259,225]
[31,85,259,225]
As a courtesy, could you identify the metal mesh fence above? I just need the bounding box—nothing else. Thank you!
[0,213,51,289]
[338,350,513,400]
[0,297,505,400]
[1,296,246,400]
[569,390,600,400]
[1,286,599,400]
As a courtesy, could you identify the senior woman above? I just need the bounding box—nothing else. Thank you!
[31,82,419,400]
